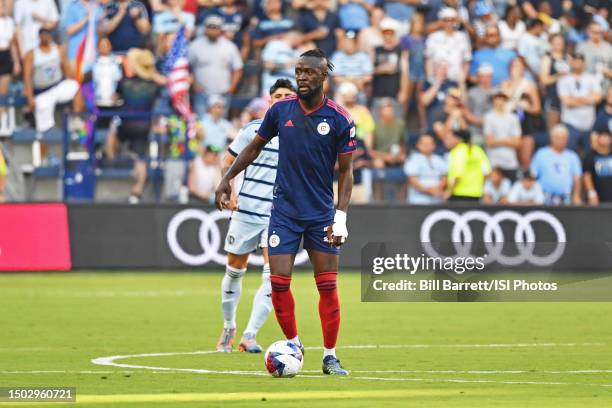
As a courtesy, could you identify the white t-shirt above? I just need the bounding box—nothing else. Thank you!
[13,0,60,55]
[498,20,525,50]
[425,30,471,82]
[557,73,602,131]
[192,157,221,199]
[0,17,15,49]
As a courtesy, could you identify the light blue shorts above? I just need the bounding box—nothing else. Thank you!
[224,219,268,255]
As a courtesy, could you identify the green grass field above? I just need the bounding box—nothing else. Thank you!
[1,271,612,407]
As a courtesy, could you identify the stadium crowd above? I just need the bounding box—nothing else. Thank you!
[0,0,610,205]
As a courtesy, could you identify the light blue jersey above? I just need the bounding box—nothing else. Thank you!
[403,152,447,204]
[228,119,278,225]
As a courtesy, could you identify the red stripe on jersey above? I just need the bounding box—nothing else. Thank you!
[326,99,353,124]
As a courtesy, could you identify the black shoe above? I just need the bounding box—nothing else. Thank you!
[322,355,349,375]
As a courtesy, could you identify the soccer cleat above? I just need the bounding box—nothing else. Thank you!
[216,328,235,353]
[289,340,305,356]
[322,355,349,375]
[238,333,263,353]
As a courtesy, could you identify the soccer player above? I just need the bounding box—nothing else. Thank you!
[216,79,297,353]
[215,49,356,375]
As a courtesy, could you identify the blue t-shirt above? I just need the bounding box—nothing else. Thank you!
[530,146,582,197]
[299,10,340,57]
[257,95,356,221]
[338,0,375,31]
[104,1,149,52]
[470,47,517,86]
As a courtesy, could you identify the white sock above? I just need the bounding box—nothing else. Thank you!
[323,347,336,358]
[243,265,272,337]
[289,336,302,346]
[221,265,246,329]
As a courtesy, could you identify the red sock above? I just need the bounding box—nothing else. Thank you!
[270,274,297,340]
[315,272,340,349]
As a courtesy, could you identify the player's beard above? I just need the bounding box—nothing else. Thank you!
[297,84,322,102]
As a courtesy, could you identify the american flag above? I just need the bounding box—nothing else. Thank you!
[163,27,195,137]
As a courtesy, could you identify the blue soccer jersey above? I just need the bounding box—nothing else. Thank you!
[257,95,356,221]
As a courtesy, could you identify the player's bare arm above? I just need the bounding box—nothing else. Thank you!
[328,153,353,247]
[215,136,267,210]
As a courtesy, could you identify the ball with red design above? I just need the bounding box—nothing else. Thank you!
[264,340,304,377]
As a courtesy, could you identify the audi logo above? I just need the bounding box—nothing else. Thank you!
[167,209,309,266]
[419,210,567,266]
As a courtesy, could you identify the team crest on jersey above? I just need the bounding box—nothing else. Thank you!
[269,234,280,248]
[317,122,330,135]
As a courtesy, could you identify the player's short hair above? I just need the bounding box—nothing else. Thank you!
[299,48,334,72]
[269,78,296,95]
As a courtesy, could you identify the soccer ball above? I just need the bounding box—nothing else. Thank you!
[264,340,304,378]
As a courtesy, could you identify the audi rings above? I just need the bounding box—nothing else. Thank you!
[420,210,566,267]
[167,209,309,267]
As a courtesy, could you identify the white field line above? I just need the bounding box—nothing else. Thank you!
[84,343,612,388]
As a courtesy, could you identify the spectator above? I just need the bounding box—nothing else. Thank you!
[100,0,151,53]
[482,166,511,204]
[0,1,19,134]
[425,7,471,85]
[380,0,420,30]
[400,13,427,128]
[536,1,561,35]
[104,48,162,204]
[517,18,548,78]
[539,33,570,128]
[152,0,195,38]
[188,144,222,203]
[215,0,250,60]
[92,37,122,107]
[404,134,447,204]
[22,28,79,133]
[420,61,458,132]
[498,4,525,50]
[470,24,517,86]
[260,31,301,96]
[330,30,373,94]
[298,0,342,57]
[583,130,612,204]
[13,0,59,56]
[60,0,104,66]
[371,18,408,115]
[357,5,383,57]
[576,21,612,93]
[472,1,498,48]
[336,81,375,149]
[483,91,521,180]
[507,170,545,205]
[446,129,491,202]
[591,87,612,150]
[557,52,603,153]
[465,63,495,146]
[530,124,582,205]
[371,97,406,201]
[251,0,295,50]
[198,94,232,149]
[431,87,468,149]
[188,14,243,116]
[500,57,541,168]
[337,0,376,32]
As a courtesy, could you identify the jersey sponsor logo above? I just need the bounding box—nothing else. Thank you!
[284,119,294,127]
[317,122,330,135]
[269,233,280,248]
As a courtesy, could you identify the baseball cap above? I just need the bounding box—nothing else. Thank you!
[380,18,400,32]
[474,2,493,17]
[337,81,359,97]
[206,144,222,153]
[208,94,226,107]
[477,63,494,75]
[438,7,458,20]
[446,87,462,99]
[204,15,224,28]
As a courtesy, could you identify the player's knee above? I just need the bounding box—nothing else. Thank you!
[227,253,249,270]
